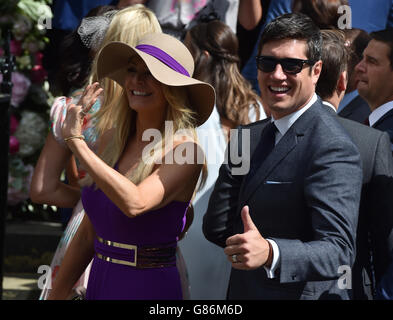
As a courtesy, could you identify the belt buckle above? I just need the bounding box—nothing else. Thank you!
[129,245,137,267]
[97,236,138,267]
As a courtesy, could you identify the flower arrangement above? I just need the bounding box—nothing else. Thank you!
[0,0,59,221]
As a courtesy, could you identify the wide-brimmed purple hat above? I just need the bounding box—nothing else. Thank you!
[97,33,215,126]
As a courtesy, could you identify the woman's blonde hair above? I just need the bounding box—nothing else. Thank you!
[90,4,162,135]
[81,5,207,189]
[83,83,207,189]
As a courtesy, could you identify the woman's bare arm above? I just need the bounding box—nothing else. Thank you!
[30,132,81,208]
[238,0,263,30]
[66,138,202,218]
[47,213,95,299]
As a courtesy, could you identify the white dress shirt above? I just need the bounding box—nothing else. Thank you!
[368,100,393,151]
[264,93,318,278]
[368,100,393,127]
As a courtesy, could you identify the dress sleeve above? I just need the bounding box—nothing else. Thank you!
[49,96,70,148]
[49,93,101,151]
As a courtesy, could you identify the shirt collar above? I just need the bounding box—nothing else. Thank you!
[369,100,393,127]
[272,93,317,137]
[322,101,337,112]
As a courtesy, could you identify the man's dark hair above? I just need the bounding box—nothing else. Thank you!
[54,4,116,96]
[370,28,393,68]
[258,13,322,63]
[316,29,349,99]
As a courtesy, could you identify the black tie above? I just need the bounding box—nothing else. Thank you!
[245,121,278,184]
[364,117,370,126]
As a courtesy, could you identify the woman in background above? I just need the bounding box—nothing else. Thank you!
[179,19,266,299]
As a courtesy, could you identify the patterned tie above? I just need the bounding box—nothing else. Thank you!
[245,121,278,184]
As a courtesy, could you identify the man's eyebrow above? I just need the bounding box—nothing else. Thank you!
[365,54,378,64]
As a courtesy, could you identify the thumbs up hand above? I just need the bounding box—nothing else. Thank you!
[224,206,271,270]
[241,205,258,233]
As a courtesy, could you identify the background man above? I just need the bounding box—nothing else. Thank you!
[356,28,393,153]
[316,29,393,300]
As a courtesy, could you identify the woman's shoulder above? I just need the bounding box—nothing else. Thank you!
[172,131,200,149]
[155,132,203,168]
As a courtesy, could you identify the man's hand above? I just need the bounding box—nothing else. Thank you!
[224,206,271,270]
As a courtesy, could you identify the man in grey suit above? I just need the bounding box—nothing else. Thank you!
[356,29,393,152]
[203,13,363,300]
[317,29,393,300]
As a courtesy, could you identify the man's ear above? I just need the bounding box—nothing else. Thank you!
[337,71,348,93]
[312,60,323,85]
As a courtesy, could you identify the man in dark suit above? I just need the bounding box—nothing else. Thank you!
[338,94,370,123]
[337,28,371,123]
[317,29,393,300]
[355,28,393,153]
[203,13,363,300]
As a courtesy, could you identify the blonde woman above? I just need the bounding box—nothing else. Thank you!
[30,5,162,299]
[45,33,214,300]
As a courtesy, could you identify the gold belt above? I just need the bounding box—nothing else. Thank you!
[96,236,176,269]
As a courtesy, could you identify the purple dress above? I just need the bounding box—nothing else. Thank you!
[81,177,188,300]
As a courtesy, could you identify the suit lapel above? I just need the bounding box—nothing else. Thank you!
[240,102,320,205]
[241,130,298,203]
[372,108,393,128]
[237,121,268,198]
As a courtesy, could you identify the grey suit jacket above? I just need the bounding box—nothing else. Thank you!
[326,106,393,299]
[203,101,363,300]
[338,95,370,124]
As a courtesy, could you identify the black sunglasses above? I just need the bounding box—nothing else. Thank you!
[256,56,315,74]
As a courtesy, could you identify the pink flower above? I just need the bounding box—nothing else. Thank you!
[10,40,23,57]
[9,136,20,154]
[31,64,47,83]
[10,115,19,135]
[0,73,31,107]
[9,72,31,107]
